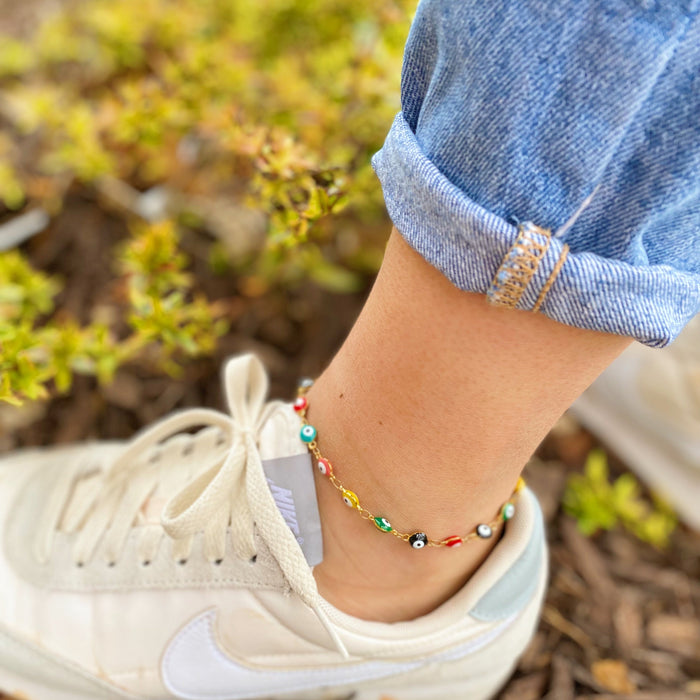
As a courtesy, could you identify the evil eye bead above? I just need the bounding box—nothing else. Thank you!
[502,502,515,521]
[476,524,493,539]
[374,517,392,533]
[442,536,463,548]
[293,396,308,412]
[342,490,359,509]
[300,425,317,443]
[409,532,428,549]
[317,458,333,477]
[298,377,314,390]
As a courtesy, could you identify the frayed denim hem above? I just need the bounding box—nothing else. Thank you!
[372,113,700,348]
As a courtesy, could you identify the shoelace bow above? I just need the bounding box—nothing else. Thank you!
[35,354,349,657]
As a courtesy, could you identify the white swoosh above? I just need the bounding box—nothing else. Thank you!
[162,609,516,700]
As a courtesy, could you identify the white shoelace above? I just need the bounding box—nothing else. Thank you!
[35,354,349,658]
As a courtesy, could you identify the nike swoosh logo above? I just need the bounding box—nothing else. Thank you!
[162,609,516,700]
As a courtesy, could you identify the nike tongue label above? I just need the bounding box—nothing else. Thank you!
[262,453,323,567]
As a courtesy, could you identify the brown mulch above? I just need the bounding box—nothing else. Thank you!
[1,196,699,699]
[511,444,700,700]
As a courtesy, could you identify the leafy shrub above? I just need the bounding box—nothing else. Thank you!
[0,221,228,403]
[0,0,412,403]
[564,449,677,548]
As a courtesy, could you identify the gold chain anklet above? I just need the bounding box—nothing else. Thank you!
[293,379,525,550]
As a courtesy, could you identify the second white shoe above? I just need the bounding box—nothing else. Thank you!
[0,354,547,700]
[572,317,700,531]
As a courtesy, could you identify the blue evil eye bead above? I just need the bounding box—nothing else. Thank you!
[300,425,317,443]
[476,524,493,539]
[502,502,515,521]
[298,377,314,390]
[409,532,428,549]
[374,517,392,533]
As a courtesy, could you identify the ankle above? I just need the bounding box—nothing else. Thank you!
[303,367,518,622]
[312,479,501,622]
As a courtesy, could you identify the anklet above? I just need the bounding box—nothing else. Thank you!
[293,380,524,550]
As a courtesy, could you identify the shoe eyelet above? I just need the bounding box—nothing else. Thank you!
[107,562,116,568]
[178,559,188,566]
[213,559,223,566]
[141,560,151,567]
[76,562,84,568]
[249,554,257,565]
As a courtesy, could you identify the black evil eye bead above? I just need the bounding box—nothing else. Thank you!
[476,524,493,539]
[409,532,429,549]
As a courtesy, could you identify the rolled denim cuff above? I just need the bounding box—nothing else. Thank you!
[372,113,700,347]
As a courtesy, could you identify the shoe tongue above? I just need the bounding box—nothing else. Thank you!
[258,404,324,567]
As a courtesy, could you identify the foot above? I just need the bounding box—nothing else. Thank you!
[0,354,547,700]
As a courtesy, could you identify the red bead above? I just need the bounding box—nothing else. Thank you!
[443,536,463,548]
[317,458,333,477]
[293,396,308,412]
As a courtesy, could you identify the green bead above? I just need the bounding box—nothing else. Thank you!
[374,517,392,533]
[502,502,515,521]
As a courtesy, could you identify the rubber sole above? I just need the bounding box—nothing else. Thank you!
[0,668,510,700]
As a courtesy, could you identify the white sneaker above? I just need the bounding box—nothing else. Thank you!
[571,317,700,531]
[0,354,547,700]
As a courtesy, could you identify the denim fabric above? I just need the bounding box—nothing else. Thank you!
[372,0,700,346]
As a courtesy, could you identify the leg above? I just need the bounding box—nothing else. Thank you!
[310,229,630,622]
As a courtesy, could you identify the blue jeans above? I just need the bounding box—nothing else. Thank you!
[372,0,700,347]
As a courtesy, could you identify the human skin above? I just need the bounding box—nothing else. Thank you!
[308,228,632,623]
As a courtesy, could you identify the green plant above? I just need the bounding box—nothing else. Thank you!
[0,0,413,404]
[0,221,227,404]
[563,449,677,548]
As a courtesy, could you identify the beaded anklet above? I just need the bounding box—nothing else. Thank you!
[293,379,525,550]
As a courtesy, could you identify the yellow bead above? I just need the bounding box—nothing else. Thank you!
[515,476,526,492]
[342,490,360,509]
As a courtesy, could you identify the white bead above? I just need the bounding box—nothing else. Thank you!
[476,524,493,539]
